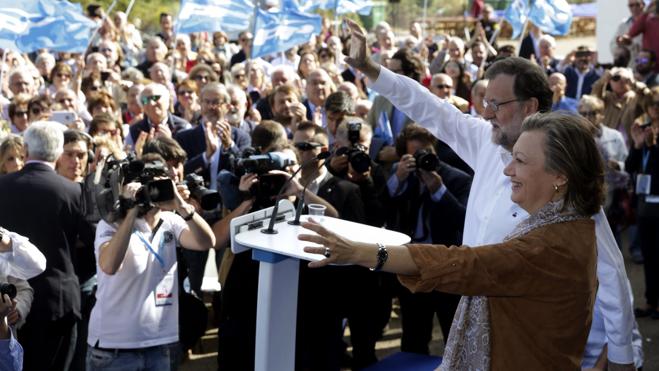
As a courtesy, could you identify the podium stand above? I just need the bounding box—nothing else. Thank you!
[230,200,411,371]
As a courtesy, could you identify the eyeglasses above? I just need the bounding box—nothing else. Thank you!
[13,110,28,117]
[57,97,74,104]
[435,84,452,90]
[99,47,113,53]
[30,107,43,116]
[611,75,623,82]
[233,73,246,79]
[89,85,102,91]
[483,98,521,112]
[178,90,194,96]
[579,110,599,118]
[203,98,224,106]
[56,73,71,79]
[140,95,161,105]
[193,74,209,81]
[294,141,323,151]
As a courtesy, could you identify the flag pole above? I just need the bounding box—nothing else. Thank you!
[489,19,504,46]
[516,19,529,56]
[85,0,119,52]
[125,0,137,18]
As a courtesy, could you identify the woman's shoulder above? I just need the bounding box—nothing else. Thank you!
[525,218,595,245]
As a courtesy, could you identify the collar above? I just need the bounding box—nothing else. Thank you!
[147,115,169,128]
[25,160,56,170]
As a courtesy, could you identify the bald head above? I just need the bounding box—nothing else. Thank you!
[548,72,567,94]
[430,73,453,99]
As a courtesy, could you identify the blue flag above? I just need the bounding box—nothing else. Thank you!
[295,0,373,16]
[528,0,573,36]
[251,6,321,59]
[503,0,529,39]
[0,0,97,53]
[176,0,254,38]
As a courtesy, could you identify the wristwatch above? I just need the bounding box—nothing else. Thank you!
[370,242,388,272]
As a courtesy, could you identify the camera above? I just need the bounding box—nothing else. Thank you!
[184,173,221,210]
[336,121,371,173]
[0,283,16,300]
[414,149,439,171]
[96,156,175,221]
[231,151,295,208]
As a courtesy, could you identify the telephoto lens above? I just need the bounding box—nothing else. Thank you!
[0,283,17,300]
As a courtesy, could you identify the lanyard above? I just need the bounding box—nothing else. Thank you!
[135,230,166,268]
[642,148,651,173]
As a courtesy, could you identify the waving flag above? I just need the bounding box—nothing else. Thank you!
[528,0,573,36]
[0,0,97,53]
[176,0,254,38]
[251,6,321,59]
[292,0,373,16]
[503,0,529,39]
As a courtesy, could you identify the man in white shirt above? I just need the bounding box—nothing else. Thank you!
[344,20,641,370]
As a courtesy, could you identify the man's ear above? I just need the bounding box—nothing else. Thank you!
[525,97,539,115]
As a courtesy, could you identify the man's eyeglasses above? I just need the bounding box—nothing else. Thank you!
[178,90,194,96]
[483,98,520,112]
[140,95,161,105]
[13,110,28,117]
[56,73,71,79]
[611,75,623,82]
[435,84,452,90]
[294,141,323,151]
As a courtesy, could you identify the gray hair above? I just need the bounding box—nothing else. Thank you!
[139,83,170,107]
[539,34,556,48]
[24,121,64,162]
[226,84,247,103]
[200,82,230,103]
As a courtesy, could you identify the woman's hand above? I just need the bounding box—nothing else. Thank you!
[298,219,359,268]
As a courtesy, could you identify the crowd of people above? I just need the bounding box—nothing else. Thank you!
[0,1,658,370]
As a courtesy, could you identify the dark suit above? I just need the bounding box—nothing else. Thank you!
[519,34,536,60]
[302,98,316,121]
[174,121,251,182]
[388,160,472,354]
[366,95,414,160]
[564,66,601,99]
[0,162,83,371]
[128,113,191,145]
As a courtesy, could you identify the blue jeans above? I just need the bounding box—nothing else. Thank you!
[86,342,179,371]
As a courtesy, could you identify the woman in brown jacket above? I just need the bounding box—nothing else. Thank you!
[299,112,605,370]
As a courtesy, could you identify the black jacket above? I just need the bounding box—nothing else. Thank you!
[0,163,83,321]
[128,113,191,144]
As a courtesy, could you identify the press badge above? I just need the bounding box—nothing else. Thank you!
[155,274,175,306]
[636,174,651,195]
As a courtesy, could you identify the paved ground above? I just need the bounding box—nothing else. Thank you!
[180,35,659,370]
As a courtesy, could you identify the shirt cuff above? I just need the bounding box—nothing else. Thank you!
[370,66,395,93]
[386,174,407,197]
[430,184,448,202]
[203,148,219,167]
[606,343,635,366]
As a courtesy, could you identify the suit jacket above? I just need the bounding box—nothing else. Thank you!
[389,161,472,246]
[0,163,83,321]
[366,95,414,159]
[317,174,366,223]
[564,67,601,99]
[302,99,315,121]
[128,113,191,144]
[519,35,536,60]
[174,122,251,182]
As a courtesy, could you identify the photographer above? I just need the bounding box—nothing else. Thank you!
[329,118,389,228]
[87,158,215,371]
[387,124,472,354]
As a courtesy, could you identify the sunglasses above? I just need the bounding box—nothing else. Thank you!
[140,95,161,105]
[435,84,452,90]
[30,107,43,115]
[579,111,599,117]
[178,90,194,96]
[13,110,28,116]
[294,141,323,151]
[611,75,623,82]
[56,73,71,79]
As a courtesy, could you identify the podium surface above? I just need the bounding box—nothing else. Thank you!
[231,203,411,371]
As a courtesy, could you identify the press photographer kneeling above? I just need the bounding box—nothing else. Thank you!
[87,157,215,371]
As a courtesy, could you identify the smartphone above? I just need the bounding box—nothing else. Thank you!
[51,111,77,126]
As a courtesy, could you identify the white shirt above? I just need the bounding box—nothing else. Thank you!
[0,229,46,280]
[89,212,187,349]
[371,67,640,366]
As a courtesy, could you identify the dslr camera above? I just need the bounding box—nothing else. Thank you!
[336,121,371,173]
[184,173,221,211]
[413,149,439,171]
[96,156,175,221]
[0,282,16,300]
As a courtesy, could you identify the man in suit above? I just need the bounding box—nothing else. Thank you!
[387,124,472,353]
[519,23,543,61]
[127,82,191,146]
[174,82,251,189]
[302,69,333,124]
[292,123,377,370]
[0,121,84,371]
[559,46,602,100]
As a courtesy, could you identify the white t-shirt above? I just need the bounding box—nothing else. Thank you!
[88,212,187,349]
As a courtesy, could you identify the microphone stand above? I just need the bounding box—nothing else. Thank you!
[288,155,331,226]
[261,151,331,234]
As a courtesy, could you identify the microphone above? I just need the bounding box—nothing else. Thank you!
[288,152,332,225]
[261,150,331,234]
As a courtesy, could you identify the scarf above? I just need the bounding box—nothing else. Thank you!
[438,200,584,370]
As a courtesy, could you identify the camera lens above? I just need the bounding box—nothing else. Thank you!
[0,283,17,300]
[414,149,439,171]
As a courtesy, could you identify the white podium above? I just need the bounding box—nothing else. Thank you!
[230,200,411,371]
